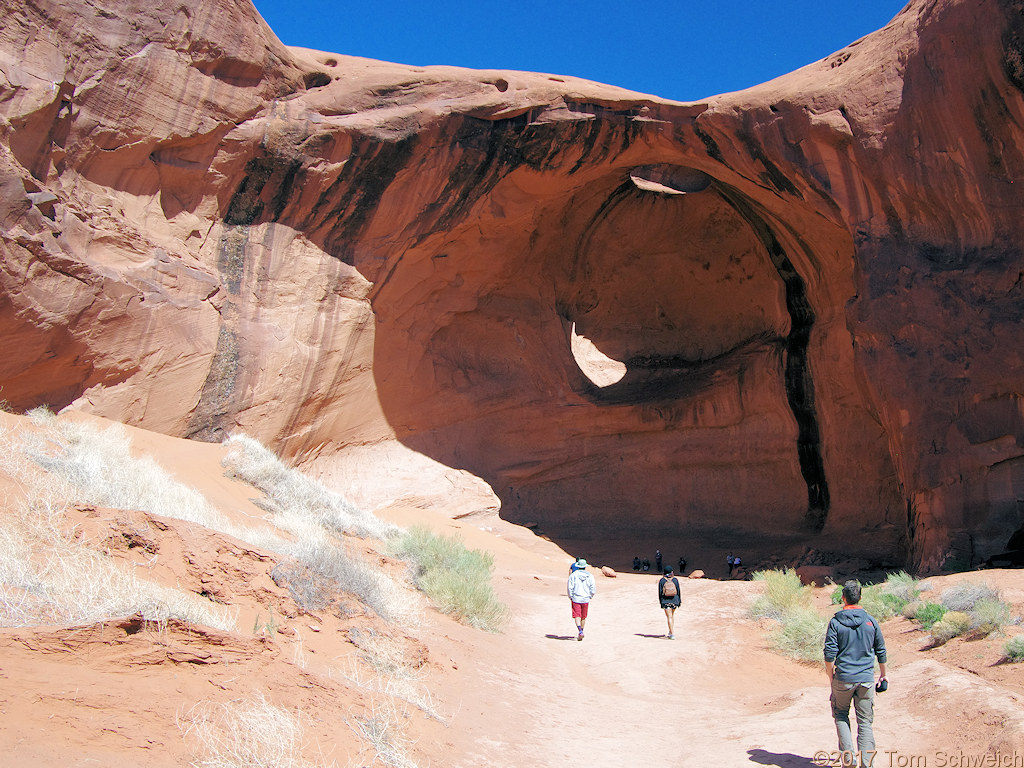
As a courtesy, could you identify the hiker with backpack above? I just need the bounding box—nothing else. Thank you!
[567,558,596,641]
[658,567,681,639]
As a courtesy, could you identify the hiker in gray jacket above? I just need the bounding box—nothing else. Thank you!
[567,558,596,641]
[823,580,888,763]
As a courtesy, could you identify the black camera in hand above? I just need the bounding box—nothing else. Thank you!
[875,678,888,693]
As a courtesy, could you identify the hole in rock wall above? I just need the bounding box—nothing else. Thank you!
[303,71,332,89]
[569,322,626,387]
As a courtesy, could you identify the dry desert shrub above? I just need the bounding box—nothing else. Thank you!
[181,692,333,768]
[2,410,285,553]
[0,498,236,630]
[971,596,1012,634]
[940,581,1001,612]
[939,581,1012,636]
[221,434,394,541]
[348,700,419,768]
[930,610,972,644]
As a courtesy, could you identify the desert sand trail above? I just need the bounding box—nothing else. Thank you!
[381,509,956,768]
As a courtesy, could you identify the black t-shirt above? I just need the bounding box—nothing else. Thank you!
[659,577,681,605]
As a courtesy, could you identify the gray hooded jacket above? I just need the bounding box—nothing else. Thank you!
[823,606,887,683]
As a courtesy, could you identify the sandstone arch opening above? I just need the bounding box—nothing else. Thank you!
[569,322,626,388]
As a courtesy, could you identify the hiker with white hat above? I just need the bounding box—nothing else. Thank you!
[567,557,596,641]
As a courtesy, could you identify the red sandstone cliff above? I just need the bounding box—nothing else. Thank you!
[2,0,1023,571]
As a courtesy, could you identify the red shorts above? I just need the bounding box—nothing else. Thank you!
[571,601,589,619]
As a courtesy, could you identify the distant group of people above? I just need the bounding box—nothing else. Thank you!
[632,550,686,575]
[565,560,890,758]
[726,553,742,575]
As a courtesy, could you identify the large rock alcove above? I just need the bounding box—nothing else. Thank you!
[3,0,1024,572]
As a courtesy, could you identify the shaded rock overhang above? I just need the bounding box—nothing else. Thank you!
[2,0,1024,572]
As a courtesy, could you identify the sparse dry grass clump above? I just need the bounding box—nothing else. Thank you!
[1,409,285,552]
[1,414,411,626]
[283,536,405,623]
[221,434,394,542]
[20,408,225,528]
[181,692,333,768]
[0,499,236,630]
[0,415,237,630]
[349,700,419,768]
[220,434,414,623]
[393,526,506,632]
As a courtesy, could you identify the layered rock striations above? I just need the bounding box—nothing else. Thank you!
[2,0,1024,570]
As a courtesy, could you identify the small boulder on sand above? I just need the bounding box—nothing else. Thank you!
[601,566,617,578]
[688,569,705,579]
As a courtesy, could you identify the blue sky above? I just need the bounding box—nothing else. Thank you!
[251,1,909,102]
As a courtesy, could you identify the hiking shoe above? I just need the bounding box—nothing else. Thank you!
[577,631,584,641]
[668,633,674,639]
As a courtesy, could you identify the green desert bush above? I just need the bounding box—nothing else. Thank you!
[837,572,920,620]
[860,587,903,621]
[751,569,811,621]
[930,610,972,644]
[914,602,948,629]
[393,526,506,632]
[1003,635,1024,662]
